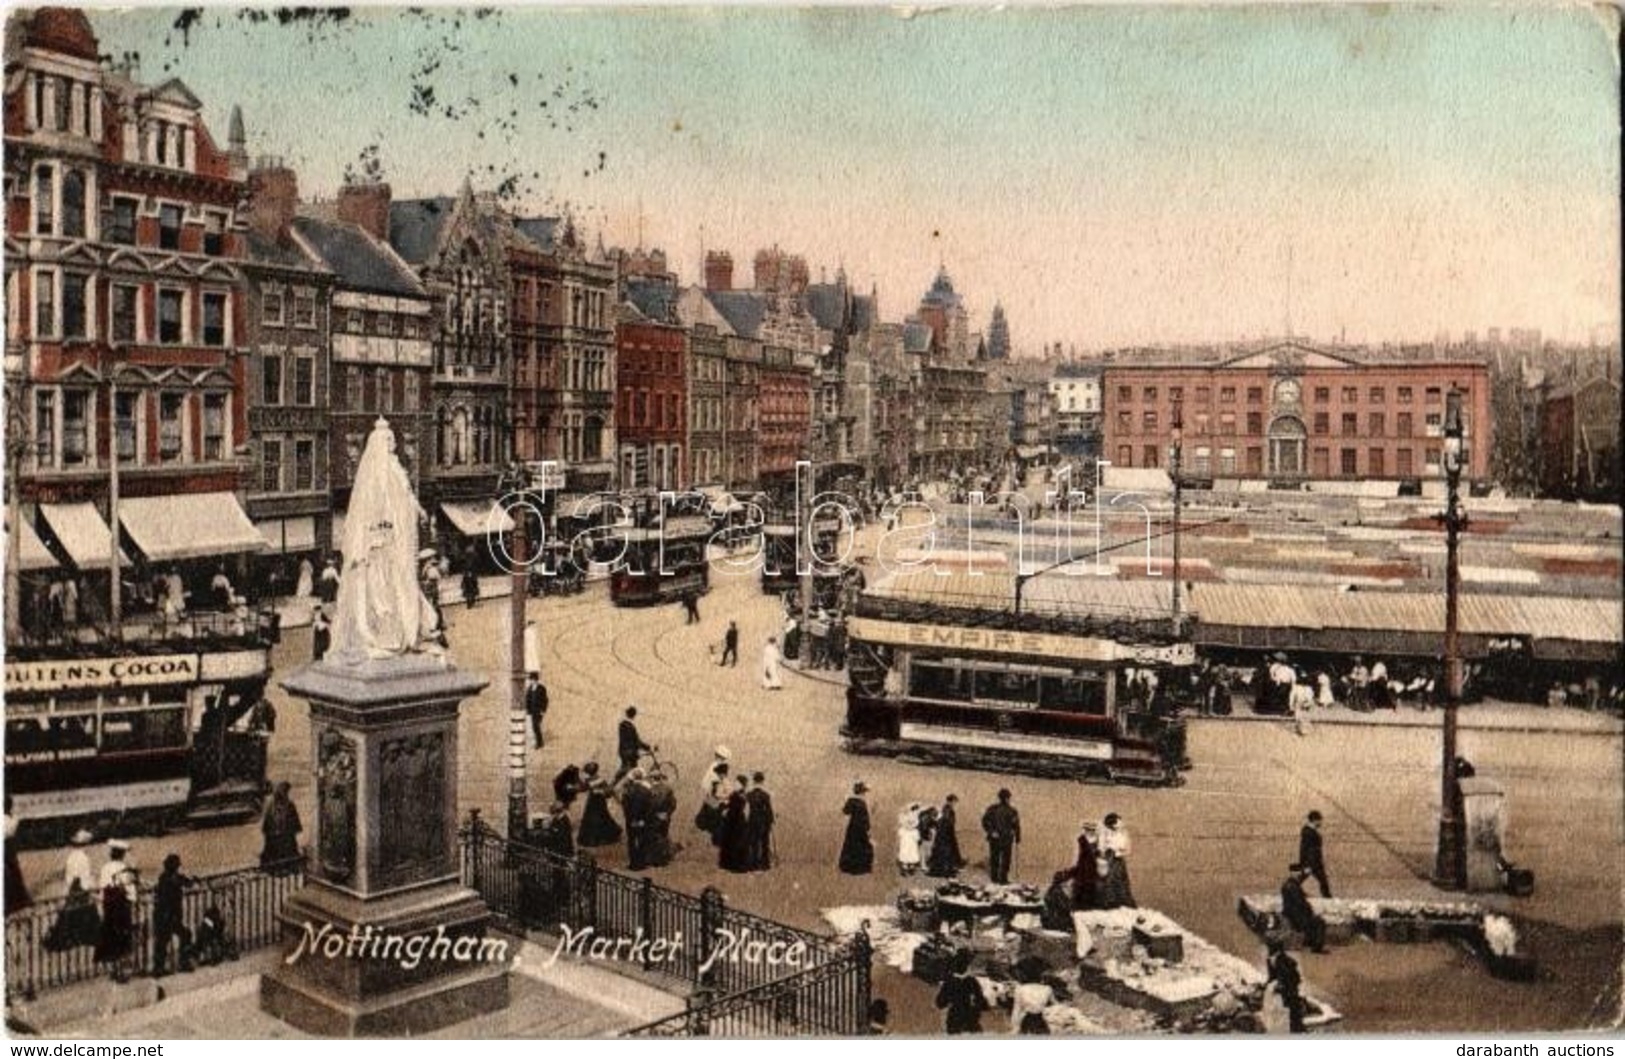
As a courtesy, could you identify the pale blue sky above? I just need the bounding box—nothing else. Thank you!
[84,5,1621,351]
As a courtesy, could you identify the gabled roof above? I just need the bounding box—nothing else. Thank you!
[803,283,847,332]
[244,230,326,274]
[1219,341,1361,370]
[387,197,456,266]
[293,215,426,298]
[624,277,679,324]
[149,78,203,111]
[706,290,767,339]
[675,287,736,335]
[902,321,934,354]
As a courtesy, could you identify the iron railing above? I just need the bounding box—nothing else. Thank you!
[459,819,868,1013]
[623,935,873,1037]
[5,857,305,1000]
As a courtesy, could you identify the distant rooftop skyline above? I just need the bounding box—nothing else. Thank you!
[80,5,1622,351]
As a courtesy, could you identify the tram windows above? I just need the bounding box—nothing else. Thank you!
[1039,674,1108,715]
[910,661,974,702]
[100,707,187,753]
[974,669,1041,708]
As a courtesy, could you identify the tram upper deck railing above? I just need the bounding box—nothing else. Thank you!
[4,607,280,662]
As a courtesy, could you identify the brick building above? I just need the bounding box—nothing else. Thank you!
[685,322,726,487]
[1538,373,1621,501]
[615,279,687,490]
[4,9,267,624]
[1100,341,1493,483]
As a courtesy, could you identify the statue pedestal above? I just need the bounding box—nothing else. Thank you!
[261,653,510,1036]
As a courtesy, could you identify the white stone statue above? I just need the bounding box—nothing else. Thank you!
[330,418,440,661]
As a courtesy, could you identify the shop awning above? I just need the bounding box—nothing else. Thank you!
[14,518,57,572]
[119,492,266,562]
[256,517,317,553]
[440,500,515,537]
[38,503,130,570]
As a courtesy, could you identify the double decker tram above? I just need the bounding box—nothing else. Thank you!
[4,618,276,846]
[843,571,1193,785]
[760,515,859,601]
[608,515,714,606]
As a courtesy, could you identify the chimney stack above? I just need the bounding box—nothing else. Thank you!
[704,250,734,292]
[247,158,298,243]
[337,181,393,242]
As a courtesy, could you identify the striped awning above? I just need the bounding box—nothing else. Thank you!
[119,493,266,562]
[38,503,130,570]
[440,500,515,537]
[13,518,57,572]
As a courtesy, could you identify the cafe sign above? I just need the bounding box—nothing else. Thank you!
[4,654,200,694]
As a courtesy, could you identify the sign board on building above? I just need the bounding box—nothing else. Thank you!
[5,654,201,694]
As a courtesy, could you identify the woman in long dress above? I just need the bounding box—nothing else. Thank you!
[838,784,874,875]
[94,843,137,982]
[761,636,784,690]
[295,558,315,599]
[1096,813,1136,909]
[1315,672,1335,709]
[645,771,677,867]
[1070,822,1099,913]
[576,763,623,847]
[896,804,924,876]
[718,778,751,872]
[925,794,964,878]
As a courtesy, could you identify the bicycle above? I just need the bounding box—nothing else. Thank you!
[638,746,679,784]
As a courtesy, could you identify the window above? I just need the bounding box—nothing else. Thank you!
[1195,386,1211,403]
[292,292,316,329]
[1425,412,1442,433]
[203,393,226,461]
[1369,448,1385,477]
[1397,412,1413,437]
[159,204,183,250]
[61,170,86,239]
[294,438,314,491]
[1169,386,1183,402]
[202,292,227,346]
[1341,413,1357,436]
[1314,386,1330,403]
[1342,387,1358,403]
[34,168,53,235]
[1219,411,1236,434]
[262,438,284,493]
[1313,412,1329,435]
[61,274,87,339]
[1218,448,1236,475]
[293,355,315,406]
[1143,386,1158,402]
[62,390,89,466]
[1368,413,1385,436]
[107,197,137,245]
[1246,446,1263,475]
[262,289,284,326]
[1425,387,1442,405]
[261,354,283,405]
[1192,446,1211,475]
[1340,448,1357,476]
[159,394,184,462]
[35,270,55,336]
[1194,412,1210,435]
[158,289,184,343]
[203,212,226,256]
[111,284,139,343]
[1312,448,1330,476]
[1116,444,1132,467]
[34,392,54,466]
[1396,448,1414,476]
[114,391,139,464]
[1220,386,1236,403]
[1247,386,1263,404]
[346,366,362,410]
[1246,412,1262,435]
[1142,411,1158,432]
[1117,385,1132,404]
[1143,445,1159,468]
[1369,387,1385,404]
[1397,386,1414,404]
[1425,447,1442,471]
[376,368,391,413]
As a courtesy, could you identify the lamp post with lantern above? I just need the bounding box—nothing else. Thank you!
[1434,386,1468,890]
[1169,397,1184,635]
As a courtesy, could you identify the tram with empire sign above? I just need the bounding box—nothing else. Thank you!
[842,570,1194,785]
[3,627,275,847]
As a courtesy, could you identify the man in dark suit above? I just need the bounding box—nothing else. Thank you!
[1298,810,1331,897]
[525,673,549,749]
[745,772,775,871]
[981,788,1021,885]
[719,621,739,667]
[615,706,650,783]
[1281,863,1328,953]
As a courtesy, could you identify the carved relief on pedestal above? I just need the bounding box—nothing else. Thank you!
[378,731,447,885]
[317,727,359,883]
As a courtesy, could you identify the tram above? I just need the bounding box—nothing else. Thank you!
[4,620,275,846]
[760,516,854,599]
[842,571,1193,785]
[609,515,714,606]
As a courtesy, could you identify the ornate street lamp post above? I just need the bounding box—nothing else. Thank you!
[500,465,532,842]
[1434,387,1468,890]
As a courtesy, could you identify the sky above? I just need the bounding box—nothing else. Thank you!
[81,4,1622,354]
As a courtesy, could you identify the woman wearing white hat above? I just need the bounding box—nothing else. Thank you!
[896,804,923,876]
[44,830,101,952]
[95,840,138,981]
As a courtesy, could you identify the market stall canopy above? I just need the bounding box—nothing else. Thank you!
[14,517,57,571]
[38,502,130,570]
[440,500,515,537]
[118,492,265,562]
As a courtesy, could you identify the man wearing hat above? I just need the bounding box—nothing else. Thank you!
[981,788,1021,885]
[623,769,654,871]
[1298,811,1331,898]
[615,706,651,783]
[151,853,196,977]
[1280,862,1328,954]
[311,606,331,662]
[525,672,549,750]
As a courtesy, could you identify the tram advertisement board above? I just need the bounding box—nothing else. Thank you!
[849,618,1197,666]
[4,653,200,693]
